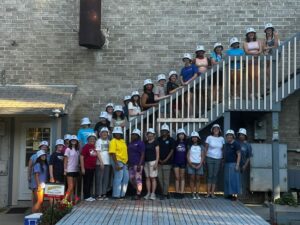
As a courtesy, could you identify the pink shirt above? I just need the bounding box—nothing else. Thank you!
[195,58,208,73]
[246,41,260,54]
[64,147,79,172]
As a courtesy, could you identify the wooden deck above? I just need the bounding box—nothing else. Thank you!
[57,196,269,225]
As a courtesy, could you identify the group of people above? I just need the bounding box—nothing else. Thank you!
[28,120,252,212]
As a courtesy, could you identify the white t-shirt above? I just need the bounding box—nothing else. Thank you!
[189,145,203,164]
[128,102,141,121]
[205,135,225,159]
[95,139,110,165]
[64,148,79,172]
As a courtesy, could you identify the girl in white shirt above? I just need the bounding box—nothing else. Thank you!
[187,131,205,200]
[128,91,144,121]
[205,124,225,198]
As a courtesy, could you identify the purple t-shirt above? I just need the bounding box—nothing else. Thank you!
[173,141,187,165]
[128,140,145,166]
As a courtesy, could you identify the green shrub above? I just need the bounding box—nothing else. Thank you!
[275,193,298,207]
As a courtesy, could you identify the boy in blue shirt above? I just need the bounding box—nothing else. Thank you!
[77,117,94,147]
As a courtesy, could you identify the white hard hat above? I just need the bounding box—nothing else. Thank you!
[225,129,235,137]
[55,139,65,146]
[196,45,205,52]
[157,74,166,82]
[114,105,124,112]
[131,91,140,97]
[112,126,123,134]
[238,128,247,136]
[132,128,141,137]
[211,124,221,132]
[161,123,170,132]
[105,103,114,109]
[176,128,186,136]
[264,23,274,31]
[147,128,156,134]
[39,141,49,147]
[144,79,153,86]
[100,127,109,133]
[168,70,177,78]
[246,27,256,35]
[99,111,108,119]
[36,150,46,158]
[182,53,192,61]
[190,131,200,139]
[63,134,72,140]
[213,42,223,50]
[81,117,91,125]
[87,133,97,140]
[229,37,239,47]
[123,95,131,101]
[70,135,78,141]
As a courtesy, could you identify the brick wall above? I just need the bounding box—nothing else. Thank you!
[0,0,299,132]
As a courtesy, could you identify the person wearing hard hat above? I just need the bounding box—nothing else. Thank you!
[77,117,94,146]
[226,37,245,99]
[28,141,49,190]
[141,79,158,111]
[64,135,80,201]
[123,95,131,121]
[80,133,99,201]
[128,128,145,200]
[94,111,111,134]
[95,127,111,200]
[173,128,188,199]
[187,131,205,200]
[210,43,224,65]
[31,150,48,213]
[224,129,241,201]
[143,128,159,200]
[105,103,114,122]
[262,23,279,56]
[237,128,253,196]
[157,124,175,200]
[109,127,129,199]
[49,139,65,184]
[154,74,169,101]
[62,134,72,154]
[166,70,182,95]
[194,45,210,74]
[110,105,126,129]
[243,28,262,97]
[205,124,225,198]
[128,91,144,121]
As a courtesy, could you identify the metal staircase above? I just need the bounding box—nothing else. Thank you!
[127,32,300,140]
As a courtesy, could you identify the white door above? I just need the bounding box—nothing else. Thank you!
[18,123,52,200]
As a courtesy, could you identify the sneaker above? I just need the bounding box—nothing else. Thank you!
[204,194,211,198]
[150,193,156,200]
[144,193,151,200]
[102,195,109,200]
[97,196,104,201]
[196,193,201,200]
[192,193,197,200]
[211,194,217,199]
[85,197,95,202]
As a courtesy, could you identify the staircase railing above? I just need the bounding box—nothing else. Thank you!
[126,32,300,140]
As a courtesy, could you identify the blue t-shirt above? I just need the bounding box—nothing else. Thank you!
[173,141,188,165]
[226,48,245,70]
[30,163,48,189]
[77,128,94,145]
[180,64,198,82]
[210,52,223,62]
[224,140,241,163]
[238,141,253,167]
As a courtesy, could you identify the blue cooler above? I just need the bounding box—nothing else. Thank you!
[24,213,43,225]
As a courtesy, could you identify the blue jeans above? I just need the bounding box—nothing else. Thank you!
[112,161,129,198]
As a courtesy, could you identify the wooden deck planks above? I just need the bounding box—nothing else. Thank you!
[57,197,269,225]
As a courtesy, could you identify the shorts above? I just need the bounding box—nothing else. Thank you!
[173,163,186,169]
[144,161,158,178]
[66,172,79,177]
[187,163,204,175]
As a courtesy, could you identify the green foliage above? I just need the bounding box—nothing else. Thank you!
[39,199,73,225]
[275,193,298,207]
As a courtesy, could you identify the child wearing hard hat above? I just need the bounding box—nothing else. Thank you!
[128,91,144,121]
[80,133,99,201]
[31,150,48,213]
[94,111,111,134]
[49,139,65,184]
[105,103,114,122]
[224,130,241,201]
[110,105,126,129]
[77,117,94,147]
[154,74,169,101]
[95,127,111,200]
